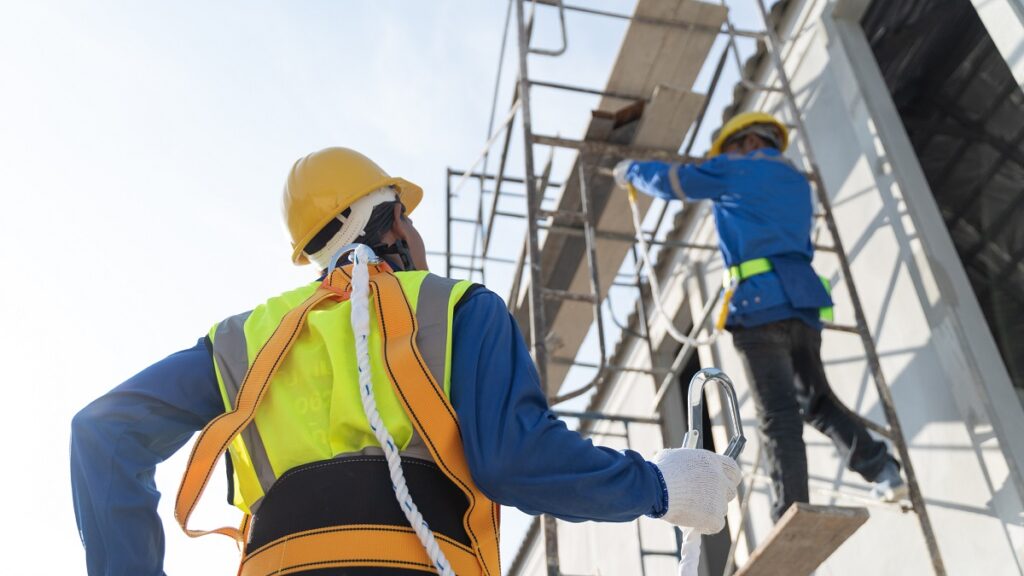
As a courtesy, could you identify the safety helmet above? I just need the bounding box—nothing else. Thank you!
[709,112,789,157]
[283,147,423,265]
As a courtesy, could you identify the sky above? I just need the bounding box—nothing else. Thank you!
[0,1,760,573]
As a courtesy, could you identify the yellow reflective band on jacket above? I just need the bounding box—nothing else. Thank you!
[721,257,834,324]
[208,271,473,514]
[727,257,773,281]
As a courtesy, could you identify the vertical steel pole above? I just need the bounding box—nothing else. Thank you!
[446,169,453,278]
[751,0,945,573]
[578,159,608,394]
[514,1,557,574]
[514,0,549,392]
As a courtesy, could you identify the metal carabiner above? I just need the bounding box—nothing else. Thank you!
[681,368,746,460]
[327,243,382,275]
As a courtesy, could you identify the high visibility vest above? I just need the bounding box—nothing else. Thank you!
[174,263,501,576]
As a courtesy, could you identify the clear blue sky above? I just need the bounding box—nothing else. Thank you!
[0,1,759,573]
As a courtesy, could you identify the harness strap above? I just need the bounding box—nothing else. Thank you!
[721,257,834,325]
[238,524,479,576]
[819,276,834,322]
[727,257,773,282]
[173,263,388,542]
[358,267,501,576]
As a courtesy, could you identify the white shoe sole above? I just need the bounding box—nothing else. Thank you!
[873,482,909,503]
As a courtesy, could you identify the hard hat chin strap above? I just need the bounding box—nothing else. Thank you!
[373,239,415,271]
[323,238,414,273]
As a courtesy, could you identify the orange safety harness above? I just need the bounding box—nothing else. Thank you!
[174,262,500,575]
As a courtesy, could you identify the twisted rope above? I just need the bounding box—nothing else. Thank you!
[348,244,455,576]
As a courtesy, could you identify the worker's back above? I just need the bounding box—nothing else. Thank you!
[193,264,499,575]
[705,149,814,267]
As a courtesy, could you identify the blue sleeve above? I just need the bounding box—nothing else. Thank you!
[70,338,223,576]
[627,158,733,201]
[449,288,667,522]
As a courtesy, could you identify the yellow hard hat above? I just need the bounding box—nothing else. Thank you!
[709,112,789,157]
[283,147,423,265]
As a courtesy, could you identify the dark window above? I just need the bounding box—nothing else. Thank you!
[862,0,1024,408]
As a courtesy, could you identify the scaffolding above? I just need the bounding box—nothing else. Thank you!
[443,0,947,574]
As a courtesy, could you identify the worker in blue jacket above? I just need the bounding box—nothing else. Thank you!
[615,112,905,522]
[70,147,742,576]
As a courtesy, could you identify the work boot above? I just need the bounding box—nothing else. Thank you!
[870,460,908,503]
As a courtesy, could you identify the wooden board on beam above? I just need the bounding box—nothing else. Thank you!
[600,0,728,112]
[736,503,870,576]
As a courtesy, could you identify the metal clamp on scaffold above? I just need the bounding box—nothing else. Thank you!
[681,367,746,458]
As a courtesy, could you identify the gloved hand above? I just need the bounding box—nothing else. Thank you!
[651,448,741,534]
[613,159,635,189]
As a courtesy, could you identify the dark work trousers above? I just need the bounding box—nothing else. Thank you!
[731,318,893,521]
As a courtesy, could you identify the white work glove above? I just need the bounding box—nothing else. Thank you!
[613,159,635,188]
[652,448,741,534]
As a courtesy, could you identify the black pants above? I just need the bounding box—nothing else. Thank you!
[731,318,892,521]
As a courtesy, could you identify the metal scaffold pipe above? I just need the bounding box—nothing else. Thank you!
[514,1,558,571]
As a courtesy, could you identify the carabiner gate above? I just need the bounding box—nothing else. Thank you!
[681,368,746,460]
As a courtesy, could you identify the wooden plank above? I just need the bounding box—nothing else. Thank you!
[644,1,721,96]
[604,0,678,102]
[602,0,726,111]
[634,85,705,148]
[736,503,870,576]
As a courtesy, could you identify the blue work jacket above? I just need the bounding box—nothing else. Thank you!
[70,278,667,576]
[626,148,832,328]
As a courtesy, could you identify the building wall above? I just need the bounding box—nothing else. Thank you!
[512,0,1024,573]
[709,0,1024,571]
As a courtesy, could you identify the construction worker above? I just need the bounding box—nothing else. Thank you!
[614,113,906,522]
[70,147,742,575]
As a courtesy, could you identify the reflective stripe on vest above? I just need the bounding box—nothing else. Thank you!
[210,310,276,510]
[209,271,470,514]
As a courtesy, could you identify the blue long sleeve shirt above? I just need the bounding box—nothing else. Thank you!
[625,148,831,328]
[71,284,667,575]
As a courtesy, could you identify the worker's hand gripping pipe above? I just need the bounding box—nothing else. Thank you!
[334,244,456,576]
[678,368,746,576]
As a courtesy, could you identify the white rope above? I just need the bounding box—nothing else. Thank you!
[678,526,701,576]
[626,189,722,347]
[348,244,455,576]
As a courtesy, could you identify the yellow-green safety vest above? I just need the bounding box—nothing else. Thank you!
[208,270,474,514]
